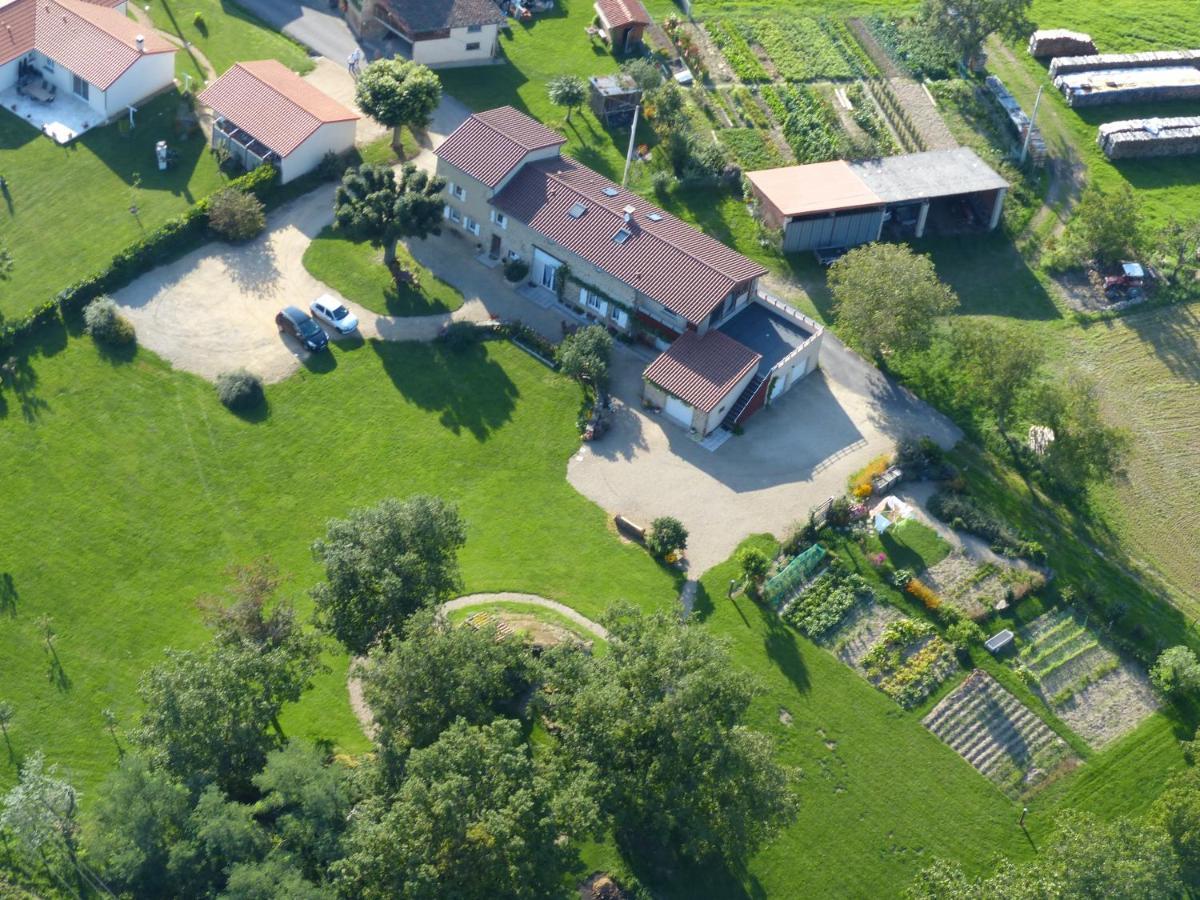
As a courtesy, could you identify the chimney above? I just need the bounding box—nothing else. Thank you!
[136,34,145,52]
[623,204,635,223]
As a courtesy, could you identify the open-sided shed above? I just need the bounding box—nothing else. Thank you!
[747,148,1008,254]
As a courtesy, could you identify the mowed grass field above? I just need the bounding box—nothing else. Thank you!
[1059,303,1200,611]
[0,325,1111,897]
[0,92,227,321]
[144,0,313,78]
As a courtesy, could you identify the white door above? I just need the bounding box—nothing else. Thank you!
[533,248,560,290]
[789,355,811,387]
[769,374,787,401]
[664,395,693,428]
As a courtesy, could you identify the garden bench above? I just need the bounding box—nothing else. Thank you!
[614,514,645,543]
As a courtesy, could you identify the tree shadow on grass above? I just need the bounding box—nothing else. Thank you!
[618,830,767,900]
[0,320,63,422]
[369,340,518,440]
[755,601,809,695]
[0,573,16,617]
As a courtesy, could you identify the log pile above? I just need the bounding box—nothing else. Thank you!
[1028,30,1096,59]
[1049,49,1200,79]
[1098,117,1200,159]
[985,75,1047,164]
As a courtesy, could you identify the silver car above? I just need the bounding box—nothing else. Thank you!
[310,294,359,334]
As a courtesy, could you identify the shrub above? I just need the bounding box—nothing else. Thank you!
[438,321,487,351]
[890,568,915,590]
[1151,647,1200,696]
[82,296,135,346]
[317,151,349,182]
[905,578,941,611]
[739,548,770,585]
[927,489,1032,559]
[192,10,204,28]
[503,258,529,283]
[647,517,688,560]
[651,169,674,197]
[207,188,266,242]
[945,619,984,651]
[215,369,264,412]
[556,324,613,388]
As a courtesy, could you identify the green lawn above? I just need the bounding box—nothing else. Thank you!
[145,0,313,78]
[877,519,952,573]
[0,330,676,795]
[445,601,610,655]
[0,91,227,321]
[302,228,465,317]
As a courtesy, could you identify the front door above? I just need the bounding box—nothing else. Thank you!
[489,234,502,258]
[533,248,561,291]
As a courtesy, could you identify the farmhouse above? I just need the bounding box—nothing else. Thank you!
[198,61,359,184]
[435,106,824,437]
[747,148,1009,254]
[346,0,505,66]
[0,0,176,142]
[593,0,650,55]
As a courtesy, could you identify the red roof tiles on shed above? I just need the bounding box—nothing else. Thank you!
[434,105,566,188]
[595,0,650,29]
[0,0,175,87]
[491,156,767,323]
[643,330,761,413]
[199,60,358,158]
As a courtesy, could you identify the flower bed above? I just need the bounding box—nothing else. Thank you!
[863,619,958,708]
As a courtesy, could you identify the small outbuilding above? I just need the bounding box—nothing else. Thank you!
[594,0,650,55]
[747,148,1009,254]
[589,74,641,126]
[347,0,505,65]
[199,60,359,184]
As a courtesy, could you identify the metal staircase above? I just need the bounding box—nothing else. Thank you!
[722,374,765,429]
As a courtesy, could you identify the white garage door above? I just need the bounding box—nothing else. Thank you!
[664,395,693,428]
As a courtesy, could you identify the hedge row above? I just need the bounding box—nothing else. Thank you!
[0,162,300,354]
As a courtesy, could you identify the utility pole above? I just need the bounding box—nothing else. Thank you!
[621,102,640,188]
[1019,86,1043,165]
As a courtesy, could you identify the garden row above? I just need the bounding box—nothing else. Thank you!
[708,17,876,84]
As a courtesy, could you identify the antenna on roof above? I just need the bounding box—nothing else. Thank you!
[621,101,640,188]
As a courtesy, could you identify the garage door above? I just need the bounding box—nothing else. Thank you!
[664,395,693,428]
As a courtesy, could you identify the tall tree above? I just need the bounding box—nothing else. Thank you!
[334,163,446,266]
[167,786,269,897]
[1150,646,1200,695]
[134,640,321,797]
[556,324,613,387]
[333,718,596,900]
[88,755,191,899]
[1152,766,1200,884]
[948,320,1044,433]
[1023,374,1130,489]
[547,75,587,123]
[828,243,959,359]
[547,605,798,865]
[251,742,357,881]
[919,0,1033,68]
[358,608,534,780]
[354,58,441,148]
[908,810,1182,899]
[1058,183,1143,268]
[311,496,466,655]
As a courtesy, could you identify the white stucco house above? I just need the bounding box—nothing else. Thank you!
[0,0,177,141]
[198,60,359,185]
[345,0,505,67]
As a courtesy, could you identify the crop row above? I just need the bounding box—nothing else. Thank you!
[707,19,769,83]
[717,128,786,171]
[865,78,924,153]
[762,85,847,163]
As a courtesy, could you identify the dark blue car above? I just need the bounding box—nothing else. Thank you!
[275,305,329,352]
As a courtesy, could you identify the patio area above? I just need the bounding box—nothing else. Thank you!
[0,86,100,143]
[718,298,816,369]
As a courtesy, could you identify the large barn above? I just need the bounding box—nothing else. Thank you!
[747,148,1009,255]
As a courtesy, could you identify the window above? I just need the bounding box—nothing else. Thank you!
[444,205,461,223]
[449,183,466,200]
[464,216,481,236]
[43,58,55,73]
[72,74,88,99]
[568,202,588,219]
[602,187,620,197]
[612,228,632,245]
[611,307,629,328]
[467,24,483,33]
[647,213,663,222]
[465,42,481,51]
[491,210,507,229]
[579,287,608,316]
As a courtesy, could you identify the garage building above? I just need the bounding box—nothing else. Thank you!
[199,60,359,184]
[747,148,1009,254]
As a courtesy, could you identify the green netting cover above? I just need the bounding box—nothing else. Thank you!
[764,543,827,608]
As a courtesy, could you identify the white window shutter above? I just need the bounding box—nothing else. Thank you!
[579,287,588,304]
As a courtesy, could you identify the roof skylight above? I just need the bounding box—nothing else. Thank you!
[568,202,588,219]
[613,228,633,244]
[647,213,663,221]
[602,187,620,197]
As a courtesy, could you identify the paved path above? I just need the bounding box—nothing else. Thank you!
[442,593,608,639]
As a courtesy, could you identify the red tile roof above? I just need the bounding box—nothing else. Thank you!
[435,105,566,188]
[595,0,650,29]
[492,156,767,323]
[385,0,504,35]
[0,0,175,86]
[199,60,359,158]
[643,330,762,413]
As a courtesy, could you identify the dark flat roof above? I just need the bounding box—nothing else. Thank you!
[718,302,812,370]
